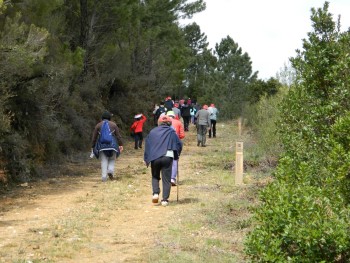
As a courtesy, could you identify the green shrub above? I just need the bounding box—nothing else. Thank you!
[245,3,350,262]
[245,181,350,262]
[244,87,286,164]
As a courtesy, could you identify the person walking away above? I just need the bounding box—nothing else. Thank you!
[166,111,185,186]
[164,96,174,111]
[194,102,200,124]
[144,115,183,206]
[208,104,219,138]
[130,113,147,149]
[195,105,211,147]
[172,103,181,120]
[91,111,124,182]
[180,100,191,131]
[154,101,167,125]
[152,104,159,126]
[190,103,197,124]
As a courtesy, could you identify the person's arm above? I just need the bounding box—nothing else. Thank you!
[178,123,185,140]
[111,122,124,152]
[130,122,136,131]
[91,124,100,148]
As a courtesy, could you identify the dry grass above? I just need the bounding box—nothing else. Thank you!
[0,120,272,262]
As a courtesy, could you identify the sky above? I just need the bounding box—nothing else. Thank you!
[184,0,350,80]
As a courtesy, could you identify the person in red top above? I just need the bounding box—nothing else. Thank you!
[130,113,147,149]
[166,111,185,185]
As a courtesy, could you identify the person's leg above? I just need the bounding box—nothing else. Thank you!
[107,152,116,179]
[138,133,143,148]
[160,156,173,202]
[151,159,162,195]
[134,133,139,149]
[208,122,212,138]
[212,120,217,137]
[171,159,178,185]
[100,151,108,182]
[197,125,202,146]
[185,116,190,131]
[201,126,208,146]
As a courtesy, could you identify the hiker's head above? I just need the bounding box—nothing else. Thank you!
[101,111,112,120]
[203,105,208,110]
[158,115,172,126]
[134,113,142,120]
[210,103,215,108]
[166,111,175,118]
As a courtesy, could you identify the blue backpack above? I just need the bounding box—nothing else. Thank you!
[99,120,113,144]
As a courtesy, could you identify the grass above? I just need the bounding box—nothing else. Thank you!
[0,120,272,263]
[146,121,271,263]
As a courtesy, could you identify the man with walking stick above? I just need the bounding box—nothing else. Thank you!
[144,115,182,206]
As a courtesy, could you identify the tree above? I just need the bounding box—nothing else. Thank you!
[213,36,257,118]
[247,77,281,104]
[245,2,350,261]
[0,0,207,183]
[182,22,214,100]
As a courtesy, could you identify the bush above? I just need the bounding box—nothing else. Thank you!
[245,180,350,262]
[244,88,286,164]
[245,3,350,262]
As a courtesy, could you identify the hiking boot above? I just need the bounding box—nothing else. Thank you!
[197,141,200,147]
[161,200,169,207]
[108,173,114,180]
[171,179,176,186]
[201,145,206,147]
[152,194,159,204]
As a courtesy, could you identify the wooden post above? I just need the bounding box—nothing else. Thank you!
[235,142,244,185]
[238,117,242,136]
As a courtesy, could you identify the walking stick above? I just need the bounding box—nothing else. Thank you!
[177,161,179,202]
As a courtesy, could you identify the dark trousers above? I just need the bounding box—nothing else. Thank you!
[197,125,208,146]
[134,132,143,149]
[151,156,173,201]
[183,116,190,131]
[209,120,216,137]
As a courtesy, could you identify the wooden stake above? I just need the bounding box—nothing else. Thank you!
[235,142,244,185]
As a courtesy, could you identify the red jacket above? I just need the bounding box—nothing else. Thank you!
[171,118,185,139]
[130,115,147,133]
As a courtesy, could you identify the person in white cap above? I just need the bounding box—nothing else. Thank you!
[130,113,147,149]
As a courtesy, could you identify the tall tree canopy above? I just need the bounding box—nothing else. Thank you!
[0,0,264,184]
[0,0,206,182]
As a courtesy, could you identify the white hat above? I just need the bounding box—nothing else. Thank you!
[134,114,142,119]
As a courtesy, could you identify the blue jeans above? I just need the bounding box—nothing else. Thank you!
[172,159,178,180]
[100,151,116,181]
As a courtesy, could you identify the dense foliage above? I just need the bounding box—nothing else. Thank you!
[0,1,258,183]
[245,2,350,261]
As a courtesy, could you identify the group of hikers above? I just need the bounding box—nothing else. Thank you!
[91,96,218,207]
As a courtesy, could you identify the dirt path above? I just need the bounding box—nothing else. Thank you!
[0,123,252,262]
